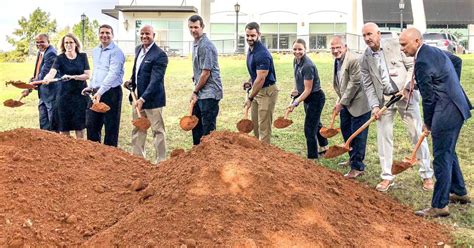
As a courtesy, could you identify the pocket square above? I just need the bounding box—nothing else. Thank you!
[144,60,151,63]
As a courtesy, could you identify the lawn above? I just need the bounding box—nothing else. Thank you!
[1,53,473,245]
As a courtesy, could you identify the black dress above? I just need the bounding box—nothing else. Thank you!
[52,53,89,132]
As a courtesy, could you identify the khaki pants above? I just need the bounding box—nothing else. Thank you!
[131,107,166,164]
[251,84,278,144]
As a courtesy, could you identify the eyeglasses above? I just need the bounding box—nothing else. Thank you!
[64,41,75,44]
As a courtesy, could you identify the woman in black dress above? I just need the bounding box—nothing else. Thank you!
[44,33,90,139]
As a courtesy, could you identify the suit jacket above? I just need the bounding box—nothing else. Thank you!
[360,38,416,108]
[130,43,168,109]
[415,44,472,129]
[34,45,58,103]
[443,51,473,110]
[333,50,370,117]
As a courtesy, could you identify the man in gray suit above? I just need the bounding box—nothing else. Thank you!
[360,23,433,192]
[330,36,371,178]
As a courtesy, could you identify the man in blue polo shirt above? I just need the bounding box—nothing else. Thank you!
[84,24,125,147]
[244,22,279,144]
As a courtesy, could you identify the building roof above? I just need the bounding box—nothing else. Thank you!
[363,0,473,25]
[102,5,198,19]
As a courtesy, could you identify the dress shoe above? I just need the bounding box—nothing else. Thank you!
[318,146,329,156]
[422,178,434,191]
[449,194,471,204]
[376,180,394,192]
[415,206,450,218]
[344,169,364,179]
[338,160,350,167]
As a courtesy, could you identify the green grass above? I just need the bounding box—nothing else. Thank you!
[1,53,473,245]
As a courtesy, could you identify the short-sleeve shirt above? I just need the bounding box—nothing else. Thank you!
[192,34,223,100]
[294,54,320,94]
[246,41,276,88]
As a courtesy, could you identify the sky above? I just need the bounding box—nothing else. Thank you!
[0,0,119,51]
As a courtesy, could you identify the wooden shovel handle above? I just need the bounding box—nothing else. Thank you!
[18,95,25,102]
[408,129,430,161]
[130,91,143,118]
[189,99,197,116]
[344,105,387,148]
[329,110,338,128]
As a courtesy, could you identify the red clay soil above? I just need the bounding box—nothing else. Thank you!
[0,129,450,247]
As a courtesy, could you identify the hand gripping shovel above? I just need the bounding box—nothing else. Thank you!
[126,86,151,131]
[3,95,25,108]
[320,110,341,138]
[391,129,430,175]
[82,89,111,113]
[273,95,297,129]
[180,99,199,131]
[324,94,403,159]
[236,87,254,133]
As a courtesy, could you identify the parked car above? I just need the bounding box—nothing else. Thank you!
[423,32,466,54]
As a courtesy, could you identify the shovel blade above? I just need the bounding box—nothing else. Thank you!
[392,159,415,175]
[273,117,293,129]
[323,145,349,159]
[133,117,151,131]
[319,127,341,138]
[90,102,110,113]
[3,99,24,108]
[236,119,254,133]
[180,115,199,131]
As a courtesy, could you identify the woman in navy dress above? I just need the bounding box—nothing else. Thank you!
[44,33,90,139]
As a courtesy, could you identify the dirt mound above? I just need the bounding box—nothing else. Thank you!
[0,128,155,247]
[85,131,450,247]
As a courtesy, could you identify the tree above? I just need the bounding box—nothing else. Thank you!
[6,8,57,57]
[72,17,100,51]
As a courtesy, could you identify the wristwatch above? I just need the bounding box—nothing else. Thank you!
[248,96,254,102]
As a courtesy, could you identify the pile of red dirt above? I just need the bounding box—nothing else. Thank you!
[0,129,450,247]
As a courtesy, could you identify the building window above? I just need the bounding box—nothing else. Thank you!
[261,23,297,51]
[309,23,346,50]
[136,20,183,54]
[209,23,245,53]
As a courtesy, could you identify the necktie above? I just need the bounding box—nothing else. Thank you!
[34,53,43,80]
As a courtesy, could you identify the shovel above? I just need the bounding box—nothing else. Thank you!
[3,95,25,108]
[273,95,297,129]
[85,92,111,113]
[236,87,254,133]
[180,99,199,131]
[324,94,403,159]
[392,129,430,175]
[5,80,36,89]
[320,110,341,138]
[125,86,151,131]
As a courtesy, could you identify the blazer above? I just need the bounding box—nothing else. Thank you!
[130,43,168,109]
[415,44,472,129]
[360,38,417,108]
[333,50,370,117]
[34,45,58,103]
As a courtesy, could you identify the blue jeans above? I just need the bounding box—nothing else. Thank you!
[303,90,328,159]
[86,86,122,147]
[340,107,371,171]
[192,98,220,145]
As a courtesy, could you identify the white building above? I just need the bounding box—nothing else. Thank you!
[102,0,473,55]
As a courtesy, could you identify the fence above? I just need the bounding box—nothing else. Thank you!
[28,33,472,57]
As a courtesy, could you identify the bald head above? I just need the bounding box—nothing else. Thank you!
[399,28,423,57]
[140,25,155,48]
[362,22,381,51]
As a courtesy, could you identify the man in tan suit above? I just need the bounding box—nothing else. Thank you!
[360,23,433,191]
[330,36,371,178]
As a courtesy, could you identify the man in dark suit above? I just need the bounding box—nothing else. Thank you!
[124,25,168,164]
[400,28,472,217]
[22,34,58,131]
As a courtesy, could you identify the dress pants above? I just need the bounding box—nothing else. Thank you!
[38,99,56,131]
[131,107,166,164]
[251,84,278,144]
[86,86,122,147]
[192,98,220,145]
[431,103,467,208]
[303,90,327,159]
[340,107,371,171]
[376,100,433,180]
